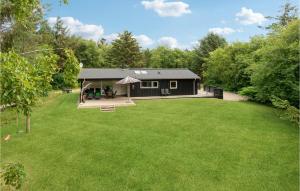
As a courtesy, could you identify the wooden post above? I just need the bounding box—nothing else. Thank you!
[80,80,83,103]
[26,113,30,133]
[193,79,195,95]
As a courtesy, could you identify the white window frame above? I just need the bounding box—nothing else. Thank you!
[152,81,159,88]
[170,80,177,89]
[140,81,159,89]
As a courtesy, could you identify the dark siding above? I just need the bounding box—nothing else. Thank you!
[130,79,197,97]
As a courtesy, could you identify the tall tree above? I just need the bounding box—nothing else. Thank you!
[251,20,299,107]
[266,2,298,29]
[108,31,142,68]
[142,49,152,68]
[193,33,227,80]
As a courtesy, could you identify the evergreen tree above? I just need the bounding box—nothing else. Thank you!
[108,31,142,68]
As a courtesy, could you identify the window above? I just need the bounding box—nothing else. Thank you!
[170,80,177,89]
[140,81,159,88]
[152,81,158,88]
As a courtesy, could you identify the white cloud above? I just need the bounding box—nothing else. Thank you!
[134,34,154,47]
[157,36,179,48]
[208,27,237,35]
[141,0,191,17]
[103,33,119,43]
[48,17,104,41]
[235,7,266,25]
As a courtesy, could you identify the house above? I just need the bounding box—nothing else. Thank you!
[78,68,200,100]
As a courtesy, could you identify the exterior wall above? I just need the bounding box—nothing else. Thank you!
[130,79,199,97]
[80,79,200,97]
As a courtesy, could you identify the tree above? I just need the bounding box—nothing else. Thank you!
[193,33,227,80]
[52,17,70,68]
[266,2,298,29]
[108,31,142,68]
[72,38,104,68]
[204,37,265,91]
[63,49,80,88]
[0,51,57,133]
[251,20,299,107]
[142,49,152,68]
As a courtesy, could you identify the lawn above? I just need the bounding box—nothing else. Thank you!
[1,93,299,191]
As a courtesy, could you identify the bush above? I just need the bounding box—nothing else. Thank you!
[271,95,299,125]
[1,163,26,189]
[238,86,257,100]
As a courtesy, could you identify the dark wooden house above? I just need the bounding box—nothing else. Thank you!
[78,68,200,98]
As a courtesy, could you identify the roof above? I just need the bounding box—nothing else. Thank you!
[78,68,200,80]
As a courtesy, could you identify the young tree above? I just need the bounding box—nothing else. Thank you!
[0,51,57,133]
[108,31,142,68]
[63,49,80,88]
[193,33,227,80]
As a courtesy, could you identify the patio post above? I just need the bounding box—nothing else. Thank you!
[80,80,83,103]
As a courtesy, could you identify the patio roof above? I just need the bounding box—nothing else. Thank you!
[78,68,200,80]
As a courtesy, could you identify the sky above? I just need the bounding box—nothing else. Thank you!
[43,0,298,49]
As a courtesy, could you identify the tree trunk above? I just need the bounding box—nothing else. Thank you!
[26,114,30,133]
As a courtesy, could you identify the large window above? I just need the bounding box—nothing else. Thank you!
[140,81,159,88]
[170,80,177,89]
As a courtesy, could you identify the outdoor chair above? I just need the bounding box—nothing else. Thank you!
[95,88,101,99]
[165,89,171,95]
[87,89,94,99]
[161,89,165,96]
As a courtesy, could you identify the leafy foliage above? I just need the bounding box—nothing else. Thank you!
[205,41,256,91]
[238,86,258,100]
[1,162,26,189]
[0,51,58,132]
[63,49,80,88]
[266,2,298,29]
[205,19,299,108]
[271,96,299,125]
[193,33,227,79]
[251,20,299,106]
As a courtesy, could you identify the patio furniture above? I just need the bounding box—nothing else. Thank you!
[161,89,171,96]
[87,88,94,99]
[165,89,171,95]
[105,90,112,98]
[95,88,101,99]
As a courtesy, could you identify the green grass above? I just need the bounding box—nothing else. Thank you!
[1,93,299,191]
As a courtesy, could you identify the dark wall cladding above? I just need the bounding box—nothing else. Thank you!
[130,79,199,97]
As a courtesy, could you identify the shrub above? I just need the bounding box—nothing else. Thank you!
[271,95,299,125]
[1,163,26,190]
[238,86,257,100]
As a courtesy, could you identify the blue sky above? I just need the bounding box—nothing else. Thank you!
[44,0,298,49]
